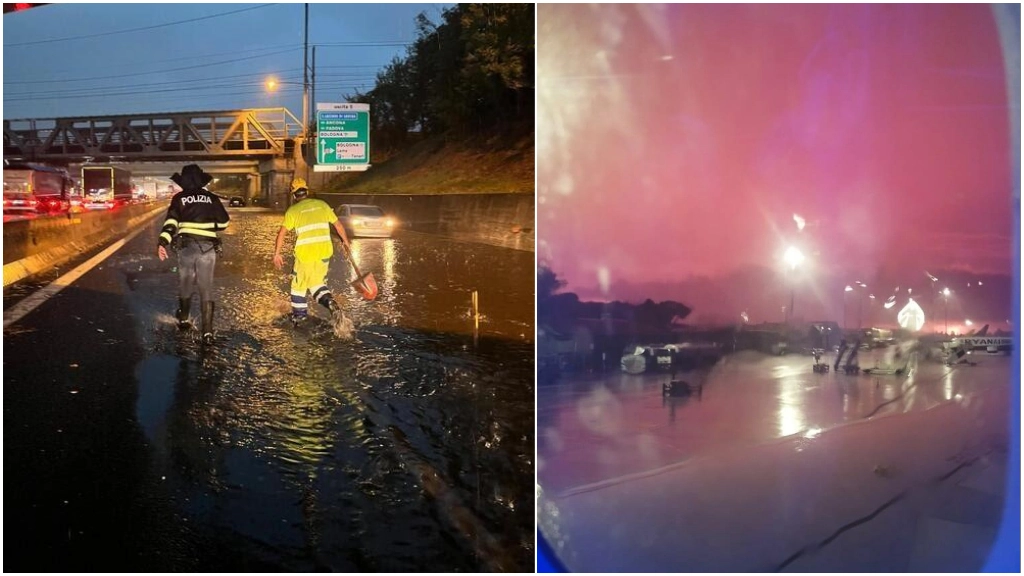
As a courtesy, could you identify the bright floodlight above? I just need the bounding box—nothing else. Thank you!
[783,246,805,269]
[965,319,973,326]
[845,285,854,292]
[942,287,951,297]
[898,299,926,332]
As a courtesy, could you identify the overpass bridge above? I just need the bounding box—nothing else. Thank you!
[4,108,311,203]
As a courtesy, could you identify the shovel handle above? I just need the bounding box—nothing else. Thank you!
[342,243,364,276]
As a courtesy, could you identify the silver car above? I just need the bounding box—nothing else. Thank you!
[335,204,396,238]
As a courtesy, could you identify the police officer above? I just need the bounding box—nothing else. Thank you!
[157,164,230,343]
[272,178,350,323]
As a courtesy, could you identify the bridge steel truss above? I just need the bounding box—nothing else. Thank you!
[3,108,303,162]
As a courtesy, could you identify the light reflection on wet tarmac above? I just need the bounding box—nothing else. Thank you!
[538,351,1011,572]
[123,211,534,571]
[538,350,1012,494]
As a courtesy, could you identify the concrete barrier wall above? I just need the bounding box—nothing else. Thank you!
[322,193,535,252]
[3,203,167,286]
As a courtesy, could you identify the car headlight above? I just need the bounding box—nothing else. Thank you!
[385,218,395,227]
[353,218,364,226]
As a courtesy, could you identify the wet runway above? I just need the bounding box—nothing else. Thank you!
[538,351,1012,571]
[4,209,535,571]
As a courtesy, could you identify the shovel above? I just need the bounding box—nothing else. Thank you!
[343,244,378,301]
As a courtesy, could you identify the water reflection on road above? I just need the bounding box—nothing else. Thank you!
[128,211,534,571]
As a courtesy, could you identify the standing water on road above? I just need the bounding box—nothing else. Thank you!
[6,209,534,571]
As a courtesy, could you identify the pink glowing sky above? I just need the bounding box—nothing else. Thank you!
[538,4,1014,322]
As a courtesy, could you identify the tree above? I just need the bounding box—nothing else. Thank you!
[343,3,535,149]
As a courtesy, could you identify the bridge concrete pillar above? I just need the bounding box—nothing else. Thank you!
[258,157,296,211]
[247,173,260,203]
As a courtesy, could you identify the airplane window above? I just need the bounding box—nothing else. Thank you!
[537,4,1019,572]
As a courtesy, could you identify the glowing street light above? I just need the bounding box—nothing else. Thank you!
[941,287,952,333]
[265,77,280,92]
[783,246,805,270]
[783,246,804,324]
[965,319,973,327]
[843,285,853,329]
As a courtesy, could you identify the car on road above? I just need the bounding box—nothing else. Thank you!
[84,195,115,211]
[335,204,396,238]
[229,196,246,207]
[2,189,37,215]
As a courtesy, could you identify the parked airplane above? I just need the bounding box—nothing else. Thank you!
[945,325,1013,355]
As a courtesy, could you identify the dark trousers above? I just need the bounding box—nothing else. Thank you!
[176,237,217,303]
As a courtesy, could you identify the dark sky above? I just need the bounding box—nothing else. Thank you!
[3,2,450,119]
[538,4,1016,327]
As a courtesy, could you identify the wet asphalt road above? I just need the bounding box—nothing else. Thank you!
[3,208,535,572]
[538,350,1011,493]
[537,351,1012,571]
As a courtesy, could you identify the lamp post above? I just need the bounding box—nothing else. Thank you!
[265,75,311,183]
[851,281,867,329]
[867,293,875,328]
[942,287,951,334]
[783,246,804,324]
[844,285,853,330]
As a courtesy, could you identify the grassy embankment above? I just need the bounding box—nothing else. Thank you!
[324,131,534,195]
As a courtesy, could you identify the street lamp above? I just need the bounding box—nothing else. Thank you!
[855,283,867,329]
[844,285,853,329]
[265,75,311,181]
[940,287,953,334]
[868,294,875,328]
[783,246,804,324]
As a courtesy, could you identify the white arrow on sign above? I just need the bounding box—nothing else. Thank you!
[319,138,332,162]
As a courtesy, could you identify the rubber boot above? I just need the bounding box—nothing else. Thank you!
[319,293,341,316]
[175,297,192,330]
[201,301,215,344]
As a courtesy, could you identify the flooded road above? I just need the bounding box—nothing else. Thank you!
[537,351,1012,571]
[4,208,534,571]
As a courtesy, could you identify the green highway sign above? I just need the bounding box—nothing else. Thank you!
[314,102,371,172]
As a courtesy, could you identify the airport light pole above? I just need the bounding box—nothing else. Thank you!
[942,287,951,334]
[868,294,875,327]
[783,246,804,324]
[844,285,853,330]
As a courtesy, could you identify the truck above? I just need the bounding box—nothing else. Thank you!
[3,162,76,215]
[81,165,133,210]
